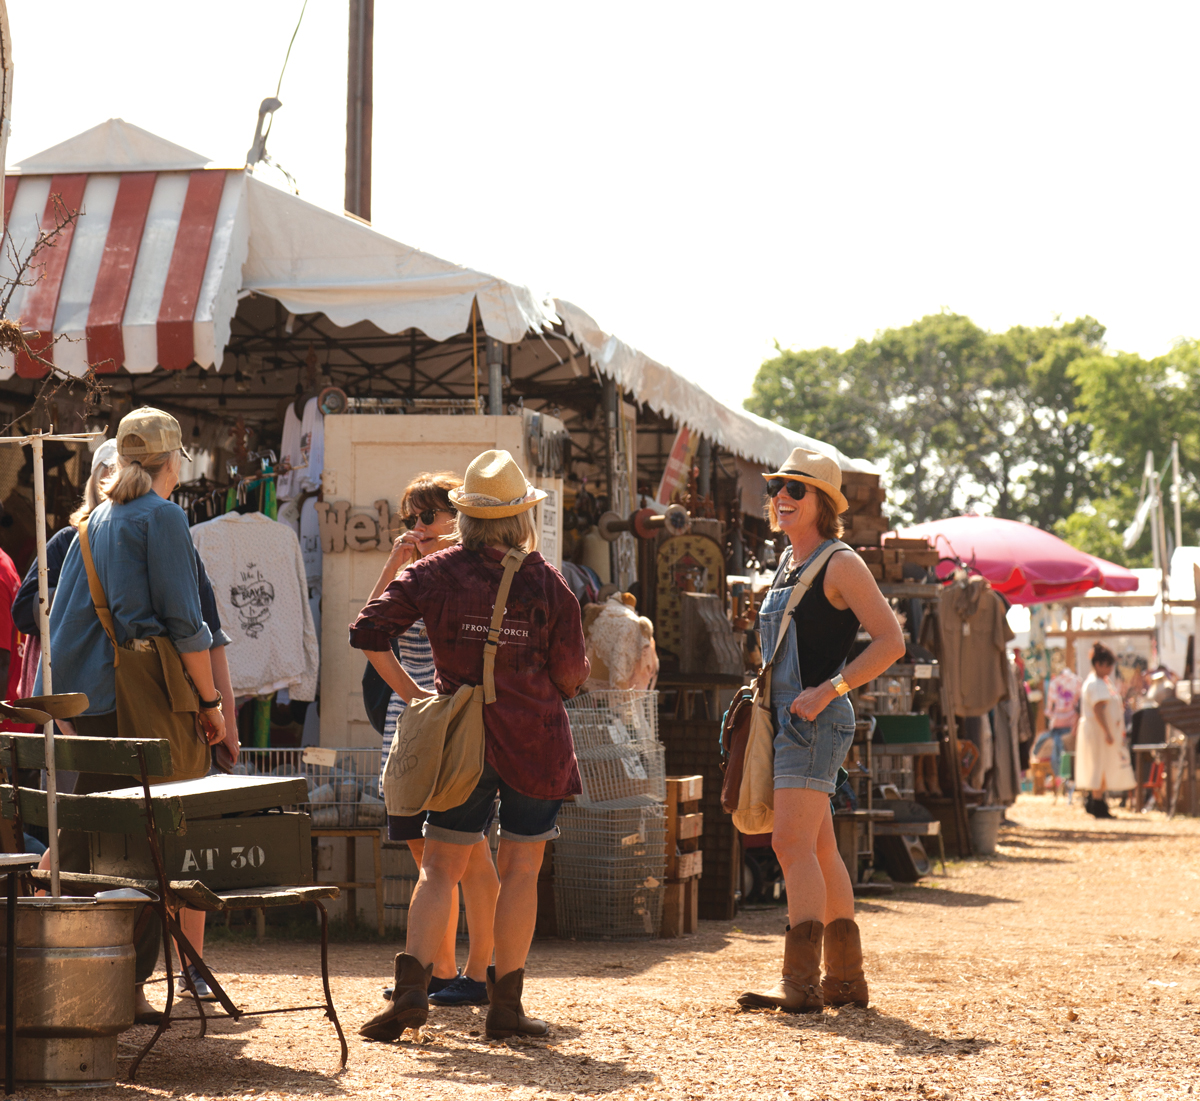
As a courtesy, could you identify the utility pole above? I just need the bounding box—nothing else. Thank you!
[0,0,13,228]
[345,0,373,221]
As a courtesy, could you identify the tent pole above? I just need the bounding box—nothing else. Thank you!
[471,300,479,413]
[31,436,59,896]
[486,336,504,416]
[1156,474,1172,667]
[1171,438,1183,553]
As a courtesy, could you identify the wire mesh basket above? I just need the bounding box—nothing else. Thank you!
[564,689,659,751]
[553,800,666,939]
[574,742,666,806]
[566,689,664,805]
[236,747,385,829]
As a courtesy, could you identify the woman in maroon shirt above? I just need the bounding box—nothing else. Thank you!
[352,450,588,1042]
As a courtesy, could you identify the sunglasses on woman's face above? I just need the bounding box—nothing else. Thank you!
[402,508,455,530]
[766,478,808,502]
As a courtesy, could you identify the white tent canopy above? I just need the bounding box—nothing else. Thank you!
[556,299,875,474]
[3,119,870,473]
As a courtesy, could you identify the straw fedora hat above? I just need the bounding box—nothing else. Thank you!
[763,447,849,515]
[449,449,547,518]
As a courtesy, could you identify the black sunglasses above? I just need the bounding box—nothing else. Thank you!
[401,507,455,529]
[766,478,808,502]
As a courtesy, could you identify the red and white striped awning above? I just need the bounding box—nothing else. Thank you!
[0,119,555,383]
[0,166,246,379]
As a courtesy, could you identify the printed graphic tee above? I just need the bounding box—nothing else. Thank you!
[192,512,320,699]
[277,397,325,501]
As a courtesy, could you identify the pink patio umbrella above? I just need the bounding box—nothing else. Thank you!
[895,514,1139,605]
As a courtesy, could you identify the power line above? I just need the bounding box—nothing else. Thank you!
[276,0,310,98]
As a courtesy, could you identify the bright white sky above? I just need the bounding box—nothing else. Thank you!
[7,2,1199,412]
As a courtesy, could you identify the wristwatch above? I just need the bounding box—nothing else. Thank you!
[199,691,223,711]
[830,674,851,697]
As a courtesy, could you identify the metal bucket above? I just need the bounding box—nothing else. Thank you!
[968,805,1005,856]
[0,895,141,1086]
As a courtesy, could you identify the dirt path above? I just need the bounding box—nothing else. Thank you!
[27,794,1200,1101]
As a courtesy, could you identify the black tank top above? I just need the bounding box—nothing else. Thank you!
[783,555,860,688]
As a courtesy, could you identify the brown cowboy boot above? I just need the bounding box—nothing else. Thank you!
[821,918,869,1008]
[485,967,550,1039]
[359,953,432,1041]
[737,921,824,1013]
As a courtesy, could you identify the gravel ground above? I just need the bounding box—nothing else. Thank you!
[21,793,1200,1101]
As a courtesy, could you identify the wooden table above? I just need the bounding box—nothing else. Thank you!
[874,820,947,875]
[832,808,894,887]
[312,828,385,935]
[0,854,40,1095]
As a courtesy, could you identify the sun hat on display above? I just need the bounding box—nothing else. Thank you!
[763,447,849,515]
[116,407,192,461]
[448,449,547,518]
[92,438,119,469]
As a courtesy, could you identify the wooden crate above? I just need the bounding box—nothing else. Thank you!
[658,721,741,920]
[662,774,704,937]
[661,876,699,938]
[91,812,313,890]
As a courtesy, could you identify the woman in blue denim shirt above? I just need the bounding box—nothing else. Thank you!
[41,409,227,1021]
[738,449,904,1015]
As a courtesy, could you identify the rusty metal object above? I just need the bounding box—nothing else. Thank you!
[0,895,140,1085]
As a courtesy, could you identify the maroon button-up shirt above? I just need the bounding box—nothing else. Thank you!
[348,545,588,800]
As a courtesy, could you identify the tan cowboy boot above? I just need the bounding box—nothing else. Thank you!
[485,967,550,1039]
[737,921,824,1013]
[359,953,432,1041]
[821,918,869,1008]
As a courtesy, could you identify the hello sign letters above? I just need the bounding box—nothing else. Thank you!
[314,499,402,553]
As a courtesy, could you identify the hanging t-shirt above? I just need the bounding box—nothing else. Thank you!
[938,577,1015,717]
[0,547,32,731]
[191,512,320,699]
[277,397,325,501]
[1046,668,1083,730]
[278,495,323,643]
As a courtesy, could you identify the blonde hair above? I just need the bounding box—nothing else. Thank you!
[69,458,116,528]
[767,486,845,540]
[456,509,538,553]
[102,450,179,505]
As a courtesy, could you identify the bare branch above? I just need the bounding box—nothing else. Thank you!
[0,194,109,433]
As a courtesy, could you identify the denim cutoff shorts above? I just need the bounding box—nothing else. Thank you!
[424,761,562,845]
[771,694,856,795]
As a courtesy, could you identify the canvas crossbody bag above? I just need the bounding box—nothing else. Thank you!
[382,547,527,818]
[77,516,211,784]
[720,540,849,834]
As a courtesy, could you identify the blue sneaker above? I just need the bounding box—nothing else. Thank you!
[428,974,489,1007]
[383,970,458,1000]
[176,964,216,1001]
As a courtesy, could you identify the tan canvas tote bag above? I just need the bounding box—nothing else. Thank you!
[382,547,527,818]
[732,541,848,835]
[78,516,211,784]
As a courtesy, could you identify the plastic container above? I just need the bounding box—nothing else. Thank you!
[969,805,1004,855]
[874,713,932,744]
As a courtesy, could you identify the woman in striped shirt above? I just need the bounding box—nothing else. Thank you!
[369,471,499,1009]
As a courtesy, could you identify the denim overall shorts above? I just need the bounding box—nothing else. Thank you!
[758,541,856,795]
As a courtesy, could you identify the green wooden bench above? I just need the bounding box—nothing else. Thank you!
[0,730,347,1079]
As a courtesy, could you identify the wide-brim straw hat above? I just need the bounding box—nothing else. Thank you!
[763,447,849,515]
[449,449,547,518]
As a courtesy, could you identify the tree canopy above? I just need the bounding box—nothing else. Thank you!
[745,312,1198,565]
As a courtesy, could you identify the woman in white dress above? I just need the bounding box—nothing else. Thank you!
[1076,643,1136,818]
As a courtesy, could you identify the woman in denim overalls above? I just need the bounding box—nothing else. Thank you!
[739,449,904,1014]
